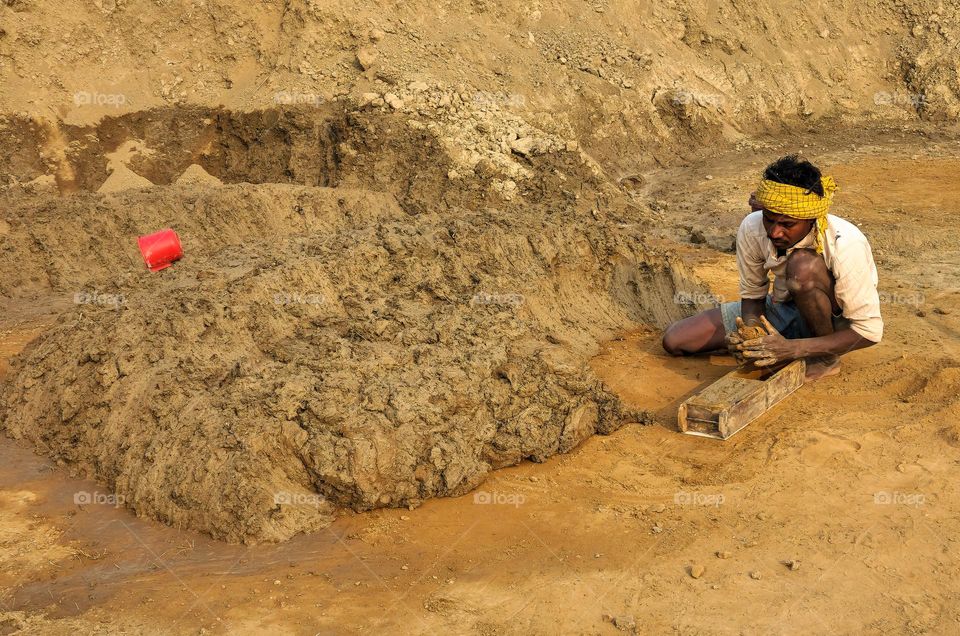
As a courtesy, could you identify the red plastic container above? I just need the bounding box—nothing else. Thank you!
[137,228,183,272]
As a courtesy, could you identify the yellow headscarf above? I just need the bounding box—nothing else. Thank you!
[754,176,838,254]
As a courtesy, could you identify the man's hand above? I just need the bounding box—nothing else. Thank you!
[725,322,746,364]
[737,316,798,367]
[727,316,773,365]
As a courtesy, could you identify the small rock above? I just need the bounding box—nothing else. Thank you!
[401,565,409,570]
[474,159,497,179]
[819,28,830,38]
[750,571,762,580]
[934,307,951,315]
[273,579,281,585]
[384,93,404,110]
[756,512,769,521]
[705,174,714,180]
[651,503,666,513]
[611,615,636,631]
[356,47,379,71]
[787,559,801,571]
[689,564,705,579]
[565,140,579,152]
[369,28,386,42]
[716,551,732,559]
[408,81,429,92]
[916,310,926,317]
[651,523,663,534]
[360,92,380,107]
[509,136,537,156]
[400,515,410,521]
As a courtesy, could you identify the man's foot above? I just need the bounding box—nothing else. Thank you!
[804,356,841,382]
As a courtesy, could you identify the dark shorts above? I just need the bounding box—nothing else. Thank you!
[720,295,850,340]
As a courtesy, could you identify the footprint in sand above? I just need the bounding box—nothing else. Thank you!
[798,431,862,467]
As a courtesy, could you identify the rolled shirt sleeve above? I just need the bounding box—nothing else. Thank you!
[832,236,884,342]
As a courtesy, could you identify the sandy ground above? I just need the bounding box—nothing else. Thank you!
[3,134,959,634]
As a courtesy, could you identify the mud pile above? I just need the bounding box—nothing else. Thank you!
[1,184,694,543]
[0,102,704,542]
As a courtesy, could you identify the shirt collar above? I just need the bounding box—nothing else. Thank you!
[768,224,817,258]
[792,227,817,251]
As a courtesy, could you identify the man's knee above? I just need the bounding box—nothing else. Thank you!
[786,248,827,295]
[661,323,685,356]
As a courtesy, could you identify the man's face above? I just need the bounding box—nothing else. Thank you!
[761,210,814,250]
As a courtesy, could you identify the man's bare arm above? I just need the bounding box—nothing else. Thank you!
[792,328,876,358]
[740,326,876,363]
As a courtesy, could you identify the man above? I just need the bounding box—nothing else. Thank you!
[661,155,883,381]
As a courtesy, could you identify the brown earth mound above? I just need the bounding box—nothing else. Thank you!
[0,193,694,543]
[0,105,707,542]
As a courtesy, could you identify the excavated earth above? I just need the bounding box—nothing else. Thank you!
[0,0,958,545]
[0,105,703,542]
[0,0,960,630]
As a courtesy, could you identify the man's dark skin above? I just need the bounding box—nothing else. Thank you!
[661,193,877,380]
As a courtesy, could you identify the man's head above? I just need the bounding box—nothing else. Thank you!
[755,155,824,250]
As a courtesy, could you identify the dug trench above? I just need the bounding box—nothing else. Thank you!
[0,104,710,543]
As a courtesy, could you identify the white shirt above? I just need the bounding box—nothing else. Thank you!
[736,211,883,342]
